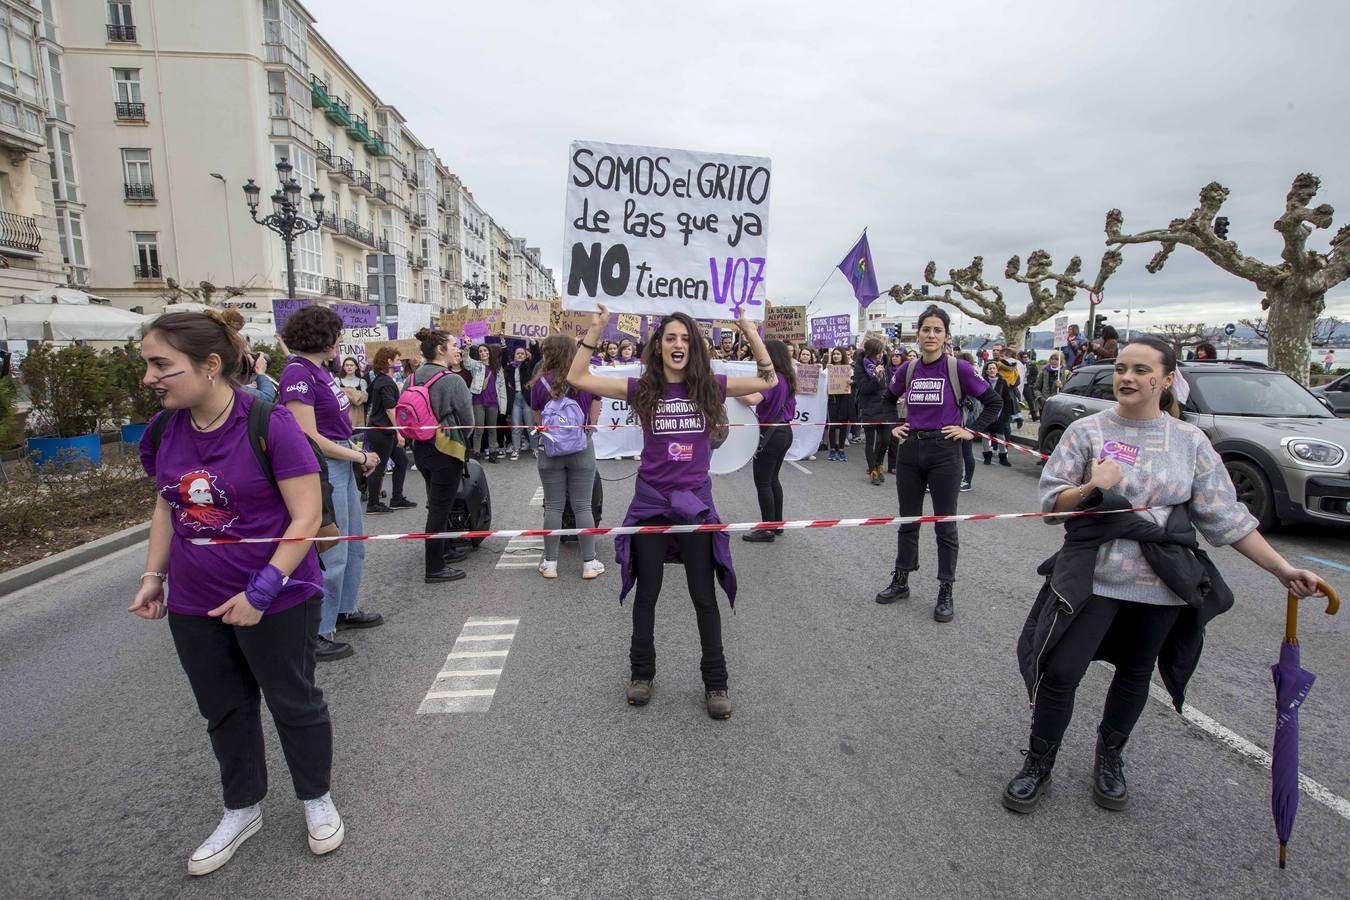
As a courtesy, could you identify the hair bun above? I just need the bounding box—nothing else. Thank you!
[415,327,435,341]
[219,308,245,331]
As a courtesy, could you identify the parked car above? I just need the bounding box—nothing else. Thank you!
[1310,370,1350,417]
[1038,361,1350,530]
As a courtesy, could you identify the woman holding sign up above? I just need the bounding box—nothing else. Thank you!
[874,307,1004,623]
[567,305,777,720]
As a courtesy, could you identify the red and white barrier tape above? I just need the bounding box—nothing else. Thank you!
[190,506,1148,547]
[968,430,1050,461]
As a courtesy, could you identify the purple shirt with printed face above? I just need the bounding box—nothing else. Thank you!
[889,356,987,431]
[754,376,796,425]
[277,356,352,442]
[628,375,727,495]
[139,390,323,616]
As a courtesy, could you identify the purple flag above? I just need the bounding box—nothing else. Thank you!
[838,233,881,307]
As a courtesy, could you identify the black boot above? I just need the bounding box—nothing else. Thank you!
[875,569,910,604]
[1002,736,1057,813]
[1092,727,1130,810]
[933,582,954,623]
[983,451,993,465]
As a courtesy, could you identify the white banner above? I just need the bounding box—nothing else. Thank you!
[396,302,432,334]
[590,365,644,460]
[562,140,772,322]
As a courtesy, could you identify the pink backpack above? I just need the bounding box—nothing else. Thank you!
[394,370,448,441]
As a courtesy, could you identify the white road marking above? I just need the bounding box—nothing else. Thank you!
[788,461,812,475]
[496,534,544,570]
[529,487,545,507]
[1145,680,1350,822]
[417,617,520,715]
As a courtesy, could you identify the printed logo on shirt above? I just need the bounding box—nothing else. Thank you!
[651,398,706,435]
[161,468,239,532]
[1102,440,1140,466]
[667,442,694,462]
[284,381,309,395]
[907,377,945,406]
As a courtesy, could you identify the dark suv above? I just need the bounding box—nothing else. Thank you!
[1038,361,1350,530]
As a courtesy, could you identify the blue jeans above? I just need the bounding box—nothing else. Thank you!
[320,448,366,633]
[511,394,537,452]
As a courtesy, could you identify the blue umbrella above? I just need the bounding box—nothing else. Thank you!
[1271,580,1339,869]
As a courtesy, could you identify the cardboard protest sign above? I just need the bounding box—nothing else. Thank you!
[795,362,820,395]
[616,313,643,337]
[765,305,806,342]
[810,314,851,347]
[551,306,592,340]
[562,140,771,321]
[364,338,421,361]
[827,364,852,395]
[504,299,551,339]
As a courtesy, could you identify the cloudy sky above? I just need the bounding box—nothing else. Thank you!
[313,0,1350,334]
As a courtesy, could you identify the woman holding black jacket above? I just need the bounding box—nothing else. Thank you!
[1003,335,1322,815]
[364,347,414,515]
[504,345,537,459]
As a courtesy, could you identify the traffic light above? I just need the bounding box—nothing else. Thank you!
[919,285,929,296]
[1214,216,1230,240]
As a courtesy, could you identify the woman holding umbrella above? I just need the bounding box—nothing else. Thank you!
[1004,334,1322,814]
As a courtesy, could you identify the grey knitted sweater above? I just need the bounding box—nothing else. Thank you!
[1039,409,1257,606]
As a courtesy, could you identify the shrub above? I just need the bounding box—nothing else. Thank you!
[105,341,162,423]
[0,376,21,451]
[249,341,287,381]
[19,343,115,437]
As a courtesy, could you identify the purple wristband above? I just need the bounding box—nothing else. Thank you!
[244,565,286,612]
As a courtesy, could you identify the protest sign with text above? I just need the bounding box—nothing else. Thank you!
[332,303,378,329]
[827,365,852,395]
[562,140,771,321]
[504,299,551,339]
[764,305,805,342]
[1054,316,1069,346]
[810,314,851,347]
[271,298,312,331]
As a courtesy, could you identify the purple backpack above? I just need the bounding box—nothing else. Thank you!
[538,378,588,457]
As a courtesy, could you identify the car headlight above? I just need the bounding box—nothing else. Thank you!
[1282,438,1346,468]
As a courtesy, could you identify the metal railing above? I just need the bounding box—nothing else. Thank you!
[342,282,363,301]
[354,171,372,192]
[0,211,41,254]
[124,182,155,200]
[133,263,162,279]
[371,184,388,203]
[341,219,374,246]
[376,237,390,253]
[334,157,354,178]
[114,101,145,121]
[321,276,341,297]
[315,141,333,165]
[320,211,339,230]
[107,24,137,42]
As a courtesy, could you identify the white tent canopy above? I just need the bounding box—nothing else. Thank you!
[16,288,111,305]
[0,302,148,341]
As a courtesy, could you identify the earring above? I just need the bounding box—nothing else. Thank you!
[208,374,215,384]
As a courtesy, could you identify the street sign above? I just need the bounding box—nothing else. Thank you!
[1225,323,1236,336]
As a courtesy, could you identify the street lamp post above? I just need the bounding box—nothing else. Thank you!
[1112,299,1146,341]
[465,273,489,308]
[241,157,325,301]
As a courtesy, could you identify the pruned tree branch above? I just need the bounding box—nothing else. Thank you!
[1238,317,1269,341]
[1148,322,1221,357]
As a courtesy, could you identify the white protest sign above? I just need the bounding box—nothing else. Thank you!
[1054,316,1069,346]
[562,140,772,321]
[396,302,432,334]
[590,364,644,460]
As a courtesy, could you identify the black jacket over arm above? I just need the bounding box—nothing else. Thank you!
[1016,489,1235,713]
[504,359,536,413]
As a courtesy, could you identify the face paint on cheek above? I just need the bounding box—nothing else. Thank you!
[1148,378,1157,390]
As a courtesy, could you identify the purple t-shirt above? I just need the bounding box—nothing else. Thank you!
[628,375,727,495]
[889,356,987,431]
[277,357,352,442]
[754,376,796,425]
[139,390,323,617]
[475,369,498,407]
[529,377,597,419]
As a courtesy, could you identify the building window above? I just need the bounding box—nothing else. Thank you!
[287,72,311,134]
[121,148,153,198]
[334,254,343,283]
[262,0,308,74]
[47,127,77,202]
[267,70,285,118]
[133,232,160,279]
[46,49,66,121]
[106,1,136,42]
[112,67,144,120]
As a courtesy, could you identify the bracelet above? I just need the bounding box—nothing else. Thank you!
[579,340,598,351]
[141,571,166,581]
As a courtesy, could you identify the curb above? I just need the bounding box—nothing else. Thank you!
[0,521,150,598]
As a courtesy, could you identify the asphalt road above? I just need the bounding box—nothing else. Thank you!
[1,443,1347,899]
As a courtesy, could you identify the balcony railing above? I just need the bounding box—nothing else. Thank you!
[376,237,390,254]
[319,211,339,230]
[310,75,330,108]
[107,24,137,42]
[407,172,419,189]
[315,140,333,167]
[124,182,155,200]
[353,170,372,192]
[322,276,341,297]
[334,157,353,179]
[371,184,388,203]
[0,211,41,254]
[342,282,363,301]
[439,231,450,245]
[341,219,374,246]
[133,263,162,280]
[114,101,146,121]
[411,213,427,228]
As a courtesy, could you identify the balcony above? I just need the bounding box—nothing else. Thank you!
[315,140,333,168]
[408,252,425,270]
[321,276,341,297]
[346,114,369,142]
[310,75,330,109]
[340,218,375,247]
[439,230,450,245]
[133,263,162,280]
[333,157,354,180]
[371,183,388,204]
[324,98,351,128]
[407,172,419,189]
[107,24,137,42]
[351,170,372,194]
[319,211,339,231]
[0,211,41,255]
[436,197,446,211]
[411,213,427,228]
[341,282,363,301]
[124,182,155,201]
[376,237,390,254]
[114,101,146,122]
[367,128,389,156]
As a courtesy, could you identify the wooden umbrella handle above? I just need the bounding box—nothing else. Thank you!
[1286,580,1340,643]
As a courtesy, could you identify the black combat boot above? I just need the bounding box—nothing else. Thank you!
[1002,736,1057,813]
[933,582,954,623]
[1092,727,1130,810]
[875,569,910,604]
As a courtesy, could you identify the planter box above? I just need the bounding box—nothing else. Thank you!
[120,422,149,444]
[26,433,102,469]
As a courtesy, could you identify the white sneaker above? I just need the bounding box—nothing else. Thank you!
[187,804,262,876]
[582,559,606,579]
[510,450,519,461]
[538,560,558,579]
[303,792,345,856]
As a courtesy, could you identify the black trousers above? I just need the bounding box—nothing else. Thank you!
[364,429,408,507]
[413,442,463,574]
[864,424,890,471]
[893,437,964,583]
[1031,596,1181,746]
[960,436,975,485]
[629,516,727,690]
[169,595,331,809]
[752,425,791,522]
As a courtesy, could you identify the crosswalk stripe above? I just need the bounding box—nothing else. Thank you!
[417,616,520,715]
[529,487,545,507]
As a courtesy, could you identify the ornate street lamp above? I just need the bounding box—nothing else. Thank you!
[242,157,325,301]
[466,273,489,308]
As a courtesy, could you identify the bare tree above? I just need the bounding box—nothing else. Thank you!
[1106,174,1349,385]
[1240,315,1343,347]
[160,276,253,307]
[888,249,1121,352]
[1148,323,1222,357]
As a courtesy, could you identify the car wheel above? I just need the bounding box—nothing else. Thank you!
[1225,459,1276,531]
[1040,427,1063,457]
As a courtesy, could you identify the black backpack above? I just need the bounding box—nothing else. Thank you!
[148,398,338,550]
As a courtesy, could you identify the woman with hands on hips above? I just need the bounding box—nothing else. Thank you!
[130,310,344,877]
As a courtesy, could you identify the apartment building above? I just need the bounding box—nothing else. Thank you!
[0,0,69,300]
[51,0,545,319]
[510,237,555,302]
